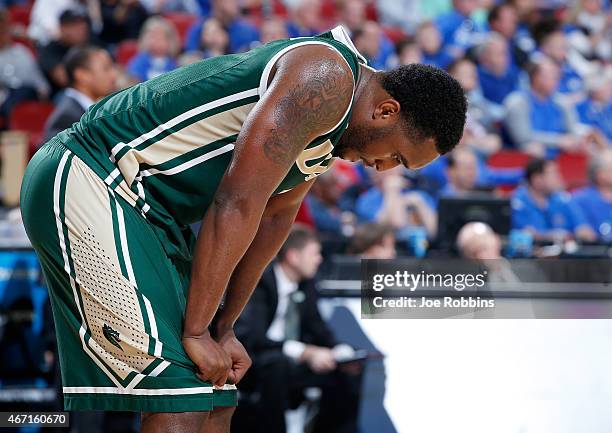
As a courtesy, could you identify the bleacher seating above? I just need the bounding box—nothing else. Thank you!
[163,12,198,47]
[8,101,54,153]
[115,39,139,66]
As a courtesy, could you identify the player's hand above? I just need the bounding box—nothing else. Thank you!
[216,329,252,385]
[182,330,232,388]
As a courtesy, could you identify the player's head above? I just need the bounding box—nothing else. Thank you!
[334,63,467,171]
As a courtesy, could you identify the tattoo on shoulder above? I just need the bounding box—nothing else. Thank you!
[262,59,353,166]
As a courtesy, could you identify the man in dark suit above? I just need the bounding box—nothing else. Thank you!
[232,225,363,433]
[43,45,116,142]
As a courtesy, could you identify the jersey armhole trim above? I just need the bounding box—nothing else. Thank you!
[257,40,357,136]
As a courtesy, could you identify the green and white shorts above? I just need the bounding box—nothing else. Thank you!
[20,139,237,412]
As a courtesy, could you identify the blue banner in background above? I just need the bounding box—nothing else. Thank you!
[0,251,46,335]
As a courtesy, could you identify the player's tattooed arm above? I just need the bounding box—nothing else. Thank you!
[262,58,354,166]
[184,47,353,380]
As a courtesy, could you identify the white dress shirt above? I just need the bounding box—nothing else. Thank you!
[64,88,95,111]
[266,264,306,360]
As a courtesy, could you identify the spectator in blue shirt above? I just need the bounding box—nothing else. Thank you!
[259,17,289,44]
[573,150,612,241]
[533,19,584,100]
[185,0,259,53]
[504,57,587,158]
[340,0,395,70]
[435,0,486,58]
[448,57,505,130]
[487,2,529,69]
[511,158,596,241]
[477,32,522,105]
[389,39,424,68]
[285,0,320,38]
[418,146,522,197]
[305,170,356,236]
[415,21,453,69]
[440,147,480,197]
[193,0,210,16]
[127,17,179,82]
[576,74,612,142]
[355,166,437,238]
[352,21,392,70]
[189,17,228,59]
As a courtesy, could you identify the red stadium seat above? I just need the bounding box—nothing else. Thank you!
[487,150,531,195]
[382,26,408,43]
[244,0,287,17]
[557,151,588,190]
[320,0,337,19]
[365,2,378,21]
[295,200,315,228]
[8,101,55,152]
[116,39,138,66]
[8,4,32,28]
[164,13,198,46]
[271,0,288,17]
[487,150,532,169]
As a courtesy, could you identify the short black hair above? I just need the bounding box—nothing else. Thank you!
[380,63,467,155]
[488,2,512,25]
[525,158,551,184]
[278,224,319,260]
[446,56,475,75]
[531,17,561,47]
[59,8,87,25]
[394,37,418,56]
[64,45,100,86]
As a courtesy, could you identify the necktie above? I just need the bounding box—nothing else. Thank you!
[284,291,301,341]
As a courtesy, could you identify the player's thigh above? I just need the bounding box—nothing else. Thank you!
[140,411,209,433]
[200,406,235,433]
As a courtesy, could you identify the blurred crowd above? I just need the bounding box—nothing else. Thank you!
[0,0,611,255]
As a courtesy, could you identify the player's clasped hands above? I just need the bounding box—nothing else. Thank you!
[182,331,232,387]
[216,329,252,385]
[182,329,252,388]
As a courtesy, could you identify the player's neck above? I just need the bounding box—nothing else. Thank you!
[355,64,377,100]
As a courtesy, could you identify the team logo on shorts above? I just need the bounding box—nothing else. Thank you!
[103,324,123,351]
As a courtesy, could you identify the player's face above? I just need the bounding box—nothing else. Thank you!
[335,123,440,171]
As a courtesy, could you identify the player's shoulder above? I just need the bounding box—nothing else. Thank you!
[276,42,354,80]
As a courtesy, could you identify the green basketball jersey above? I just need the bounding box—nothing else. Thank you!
[54,26,366,260]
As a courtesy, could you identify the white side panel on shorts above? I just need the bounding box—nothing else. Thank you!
[63,157,156,384]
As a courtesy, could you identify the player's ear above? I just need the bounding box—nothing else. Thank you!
[373,99,401,120]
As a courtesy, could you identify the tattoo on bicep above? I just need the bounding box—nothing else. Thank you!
[262,60,353,166]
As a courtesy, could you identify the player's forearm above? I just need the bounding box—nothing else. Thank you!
[183,196,266,338]
[215,206,299,334]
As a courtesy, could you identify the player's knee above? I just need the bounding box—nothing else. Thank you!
[140,411,209,433]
